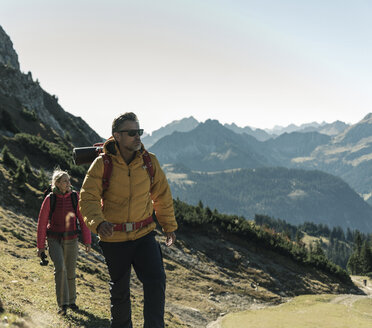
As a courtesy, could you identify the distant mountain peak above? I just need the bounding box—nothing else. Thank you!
[0,25,20,70]
[224,122,272,141]
[362,113,372,122]
[333,112,372,145]
[142,116,199,148]
[203,119,222,127]
[166,116,198,127]
[151,116,199,135]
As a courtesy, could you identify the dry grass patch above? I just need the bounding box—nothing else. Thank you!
[219,293,372,328]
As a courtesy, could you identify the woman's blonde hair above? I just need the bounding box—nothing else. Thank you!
[51,169,70,188]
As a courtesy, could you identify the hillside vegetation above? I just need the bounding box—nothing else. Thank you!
[165,165,372,232]
[253,214,372,274]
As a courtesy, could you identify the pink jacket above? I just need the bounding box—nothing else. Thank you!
[37,192,91,249]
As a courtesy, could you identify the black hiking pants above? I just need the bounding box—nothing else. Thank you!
[100,231,166,328]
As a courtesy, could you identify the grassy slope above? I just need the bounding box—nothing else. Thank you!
[218,278,372,328]
[0,157,363,328]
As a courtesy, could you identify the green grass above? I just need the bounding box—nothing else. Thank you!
[220,293,372,328]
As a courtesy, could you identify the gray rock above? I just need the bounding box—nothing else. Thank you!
[0,26,20,70]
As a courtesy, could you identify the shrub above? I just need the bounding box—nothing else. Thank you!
[65,131,72,142]
[1,145,18,168]
[20,108,38,121]
[14,162,27,186]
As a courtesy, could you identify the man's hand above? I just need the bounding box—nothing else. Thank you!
[98,221,115,238]
[165,231,176,247]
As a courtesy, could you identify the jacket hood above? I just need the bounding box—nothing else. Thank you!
[103,137,117,155]
[103,137,147,159]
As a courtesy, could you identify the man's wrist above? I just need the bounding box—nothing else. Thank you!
[96,221,105,233]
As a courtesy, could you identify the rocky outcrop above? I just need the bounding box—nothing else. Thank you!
[0,25,101,145]
[0,65,64,135]
[0,26,19,70]
[0,24,66,136]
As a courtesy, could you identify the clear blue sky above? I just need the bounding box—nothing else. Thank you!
[2,0,372,138]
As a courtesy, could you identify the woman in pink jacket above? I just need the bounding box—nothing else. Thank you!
[37,169,91,315]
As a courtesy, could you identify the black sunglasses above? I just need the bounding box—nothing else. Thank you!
[116,129,144,137]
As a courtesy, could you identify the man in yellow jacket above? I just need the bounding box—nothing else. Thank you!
[79,112,177,328]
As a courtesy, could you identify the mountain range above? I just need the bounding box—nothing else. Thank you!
[142,117,350,146]
[148,116,372,231]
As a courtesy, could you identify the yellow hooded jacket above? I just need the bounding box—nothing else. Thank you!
[79,137,177,242]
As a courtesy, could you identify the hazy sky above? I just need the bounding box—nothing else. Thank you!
[2,0,372,138]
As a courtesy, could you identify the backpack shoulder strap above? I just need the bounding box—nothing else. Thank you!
[101,153,113,193]
[142,150,154,185]
[48,193,57,222]
[70,191,78,214]
[70,191,81,232]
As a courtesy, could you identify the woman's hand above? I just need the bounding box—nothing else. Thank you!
[37,248,45,257]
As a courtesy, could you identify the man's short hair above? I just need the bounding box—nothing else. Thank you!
[112,112,139,135]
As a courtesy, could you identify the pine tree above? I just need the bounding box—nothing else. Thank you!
[354,231,363,256]
[360,240,372,274]
[205,206,212,218]
[346,228,353,242]
[295,230,303,244]
[347,231,364,274]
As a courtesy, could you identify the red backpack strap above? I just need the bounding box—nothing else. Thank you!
[142,150,154,185]
[101,154,113,193]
